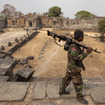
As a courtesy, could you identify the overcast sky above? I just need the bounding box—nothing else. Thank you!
[0,0,105,19]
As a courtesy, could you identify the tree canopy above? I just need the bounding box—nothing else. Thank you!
[43,12,48,16]
[33,12,37,15]
[98,18,105,42]
[98,18,105,34]
[74,10,95,18]
[48,6,62,17]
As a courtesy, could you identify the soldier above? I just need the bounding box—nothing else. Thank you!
[59,30,93,104]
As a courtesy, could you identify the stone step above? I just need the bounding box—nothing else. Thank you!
[0,77,105,105]
[0,58,17,78]
[0,82,29,102]
[0,76,9,82]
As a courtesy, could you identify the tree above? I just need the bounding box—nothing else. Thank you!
[48,6,62,17]
[75,10,95,18]
[33,12,37,15]
[98,18,105,42]
[43,12,48,16]
[0,15,3,18]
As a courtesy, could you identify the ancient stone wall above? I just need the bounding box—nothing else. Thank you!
[25,15,38,28]
[7,17,25,27]
[61,17,105,31]
[16,16,25,27]
[0,18,7,28]
[39,16,53,27]
[3,14,105,32]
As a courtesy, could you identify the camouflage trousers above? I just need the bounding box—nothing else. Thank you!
[59,67,83,99]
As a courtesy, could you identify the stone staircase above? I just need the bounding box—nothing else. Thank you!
[0,77,105,105]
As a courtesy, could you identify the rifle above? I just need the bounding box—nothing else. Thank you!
[47,30,101,54]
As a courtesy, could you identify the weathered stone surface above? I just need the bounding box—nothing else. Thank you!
[60,96,95,105]
[0,76,9,82]
[15,38,19,43]
[0,53,6,59]
[26,56,34,60]
[0,68,8,76]
[0,46,5,53]
[83,81,105,88]
[83,77,105,82]
[33,81,47,100]
[32,100,58,105]
[25,64,32,68]
[60,82,89,99]
[18,59,28,65]
[60,98,84,105]
[47,82,60,99]
[16,67,34,81]
[0,82,29,101]
[0,58,17,76]
[8,41,12,46]
[90,85,105,104]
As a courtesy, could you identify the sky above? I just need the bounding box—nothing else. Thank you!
[0,0,105,19]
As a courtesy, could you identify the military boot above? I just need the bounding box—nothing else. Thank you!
[76,98,88,104]
[59,90,70,95]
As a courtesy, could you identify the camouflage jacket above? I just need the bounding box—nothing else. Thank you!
[67,43,87,72]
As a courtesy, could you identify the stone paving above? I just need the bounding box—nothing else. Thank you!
[0,58,17,79]
[0,77,105,105]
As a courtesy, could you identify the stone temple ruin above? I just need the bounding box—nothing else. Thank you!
[0,4,105,105]
[0,4,105,32]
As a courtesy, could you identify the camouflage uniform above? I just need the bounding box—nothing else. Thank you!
[59,43,87,99]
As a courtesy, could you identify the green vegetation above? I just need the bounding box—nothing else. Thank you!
[43,12,48,16]
[98,18,105,42]
[33,12,37,15]
[0,15,3,19]
[75,10,95,18]
[48,6,62,17]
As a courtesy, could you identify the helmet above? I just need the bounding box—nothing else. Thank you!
[74,30,84,39]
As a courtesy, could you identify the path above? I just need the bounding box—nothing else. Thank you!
[35,46,60,76]
[12,29,105,78]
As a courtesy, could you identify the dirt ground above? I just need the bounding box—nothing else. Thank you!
[12,28,105,78]
[0,28,26,46]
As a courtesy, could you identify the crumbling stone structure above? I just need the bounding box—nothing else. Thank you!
[0,17,7,28]
[7,16,25,27]
[1,3,105,31]
[25,14,39,28]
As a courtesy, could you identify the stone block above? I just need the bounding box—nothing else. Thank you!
[16,67,34,81]
[0,58,17,77]
[19,59,28,65]
[83,81,105,89]
[0,76,9,82]
[47,82,60,99]
[8,41,12,46]
[0,46,5,52]
[60,98,84,105]
[0,82,29,101]
[90,85,105,104]
[32,101,58,105]
[0,53,6,59]
[60,82,89,99]
[15,38,19,43]
[26,56,34,60]
[33,81,47,100]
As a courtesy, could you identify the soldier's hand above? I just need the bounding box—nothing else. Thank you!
[86,47,93,55]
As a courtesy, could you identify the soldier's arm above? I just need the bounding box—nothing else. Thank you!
[68,46,87,61]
